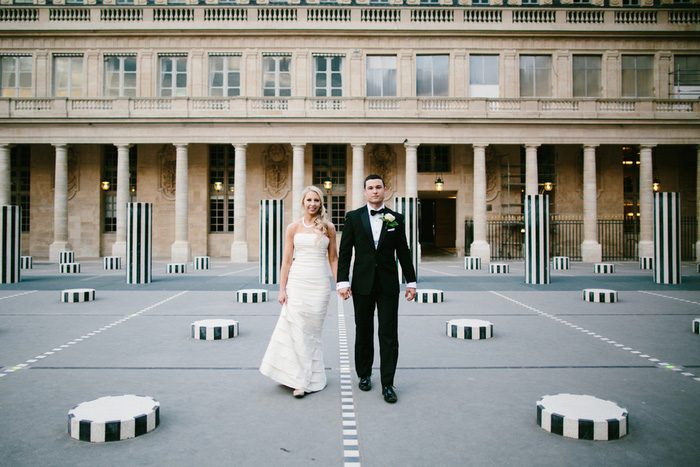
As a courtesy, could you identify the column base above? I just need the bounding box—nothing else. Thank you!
[230,241,249,262]
[581,241,602,263]
[111,240,126,260]
[638,240,654,258]
[171,241,191,263]
[470,241,491,264]
[49,242,71,262]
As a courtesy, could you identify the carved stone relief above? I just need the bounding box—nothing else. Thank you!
[67,147,79,200]
[159,144,176,200]
[369,144,395,200]
[485,146,500,203]
[264,144,290,198]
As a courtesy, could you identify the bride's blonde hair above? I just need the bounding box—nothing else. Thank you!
[300,185,330,239]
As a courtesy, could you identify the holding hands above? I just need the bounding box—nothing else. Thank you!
[337,287,351,301]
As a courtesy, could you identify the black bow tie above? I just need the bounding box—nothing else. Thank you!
[370,208,385,216]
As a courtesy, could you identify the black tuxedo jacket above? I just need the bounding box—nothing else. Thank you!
[338,206,417,296]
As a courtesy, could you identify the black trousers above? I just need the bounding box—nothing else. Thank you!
[352,271,399,387]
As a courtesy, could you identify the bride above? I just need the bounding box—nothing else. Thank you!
[260,186,338,398]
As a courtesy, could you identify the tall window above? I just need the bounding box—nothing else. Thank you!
[159,55,187,97]
[262,55,292,97]
[416,55,449,97]
[313,145,346,231]
[105,55,137,97]
[1,55,32,98]
[209,145,235,233]
[673,55,700,99]
[519,55,552,97]
[53,55,84,97]
[366,55,397,97]
[622,55,653,98]
[469,55,499,98]
[573,55,602,97]
[418,145,451,173]
[11,145,30,233]
[102,146,137,233]
[314,55,344,97]
[209,54,241,97]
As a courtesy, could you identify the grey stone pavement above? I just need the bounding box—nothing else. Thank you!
[1,258,700,467]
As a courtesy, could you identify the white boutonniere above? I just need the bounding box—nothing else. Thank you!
[380,213,398,228]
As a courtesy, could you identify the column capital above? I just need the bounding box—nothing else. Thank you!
[52,143,69,150]
[114,143,132,150]
[582,144,599,149]
[472,144,488,150]
[291,143,306,150]
[523,143,541,149]
[351,143,365,149]
[639,144,656,150]
[174,143,189,150]
[233,143,247,151]
[404,142,419,149]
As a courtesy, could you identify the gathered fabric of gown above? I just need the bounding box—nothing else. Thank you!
[260,233,331,392]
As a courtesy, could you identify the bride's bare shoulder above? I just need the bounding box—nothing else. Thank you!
[286,220,301,235]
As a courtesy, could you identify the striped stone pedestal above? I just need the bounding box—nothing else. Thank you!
[583,288,618,303]
[524,194,550,284]
[464,256,481,270]
[697,264,700,274]
[489,263,509,274]
[236,289,267,303]
[537,394,628,441]
[654,192,681,284]
[59,251,74,264]
[167,263,187,274]
[60,263,81,274]
[594,263,614,274]
[62,288,96,303]
[193,256,210,270]
[191,319,239,340]
[259,199,283,285]
[415,289,444,303]
[1,205,21,283]
[20,256,32,269]
[126,202,152,284]
[693,319,699,334]
[639,256,653,270]
[552,256,570,270]
[103,256,121,270]
[394,197,418,283]
[446,319,494,340]
[68,395,160,443]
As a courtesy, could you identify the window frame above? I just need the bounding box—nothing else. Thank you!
[572,55,602,98]
[104,55,137,97]
[209,54,242,97]
[621,55,653,98]
[313,55,345,98]
[416,54,449,98]
[262,55,292,98]
[519,54,552,98]
[1,55,33,98]
[158,55,188,97]
[366,55,397,97]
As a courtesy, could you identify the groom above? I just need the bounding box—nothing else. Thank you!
[337,174,417,403]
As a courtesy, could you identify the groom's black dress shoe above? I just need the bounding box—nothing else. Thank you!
[382,385,397,403]
[359,377,372,391]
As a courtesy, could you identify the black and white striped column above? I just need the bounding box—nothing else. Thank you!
[259,200,283,285]
[1,205,21,283]
[103,256,121,270]
[525,195,550,284]
[654,192,681,284]
[193,256,210,270]
[126,202,152,285]
[464,256,481,270]
[59,251,74,264]
[394,197,418,283]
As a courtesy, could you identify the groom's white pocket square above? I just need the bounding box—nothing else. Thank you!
[387,228,395,232]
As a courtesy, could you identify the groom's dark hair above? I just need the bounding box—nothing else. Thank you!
[364,174,385,188]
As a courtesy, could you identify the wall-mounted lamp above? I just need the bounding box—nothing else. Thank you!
[214,181,223,192]
[323,176,333,192]
[131,185,136,193]
[434,177,444,192]
[101,181,110,191]
[544,182,553,192]
[652,179,660,192]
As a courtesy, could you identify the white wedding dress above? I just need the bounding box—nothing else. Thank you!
[260,233,331,392]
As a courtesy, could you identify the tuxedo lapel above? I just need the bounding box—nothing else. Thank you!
[376,208,392,251]
[359,207,374,246]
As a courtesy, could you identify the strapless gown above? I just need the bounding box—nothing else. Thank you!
[260,233,331,392]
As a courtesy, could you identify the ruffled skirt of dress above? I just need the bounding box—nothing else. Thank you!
[260,263,330,392]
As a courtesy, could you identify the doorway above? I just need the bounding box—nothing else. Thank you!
[418,191,456,257]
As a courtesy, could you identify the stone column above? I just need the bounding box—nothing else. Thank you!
[581,145,602,262]
[171,144,191,262]
[231,144,249,262]
[525,144,539,197]
[49,144,71,262]
[404,143,418,198]
[351,144,365,209]
[0,144,10,206]
[291,144,305,221]
[696,145,700,259]
[638,145,655,258]
[111,144,130,259]
[471,144,491,262]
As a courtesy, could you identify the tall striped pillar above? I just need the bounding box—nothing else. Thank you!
[654,192,681,284]
[126,202,152,284]
[525,194,550,284]
[1,205,21,283]
[259,199,283,284]
[394,196,418,284]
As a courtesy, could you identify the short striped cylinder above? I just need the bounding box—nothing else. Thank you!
[654,192,681,284]
[61,288,96,303]
[59,251,74,264]
[167,263,186,274]
[536,394,628,441]
[446,319,493,340]
[126,203,152,284]
[552,256,569,270]
[20,256,32,269]
[191,319,239,340]
[583,288,618,303]
[524,195,550,284]
[697,264,700,274]
[464,256,481,270]
[693,318,699,334]
[193,256,210,270]
[60,263,81,274]
[639,256,653,270]
[236,289,267,303]
[489,263,509,274]
[415,289,444,303]
[594,263,614,274]
[68,395,160,443]
[1,206,21,283]
[394,197,418,284]
[259,199,283,284]
[103,256,121,270]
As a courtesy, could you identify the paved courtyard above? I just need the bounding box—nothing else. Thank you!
[1,258,700,466]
